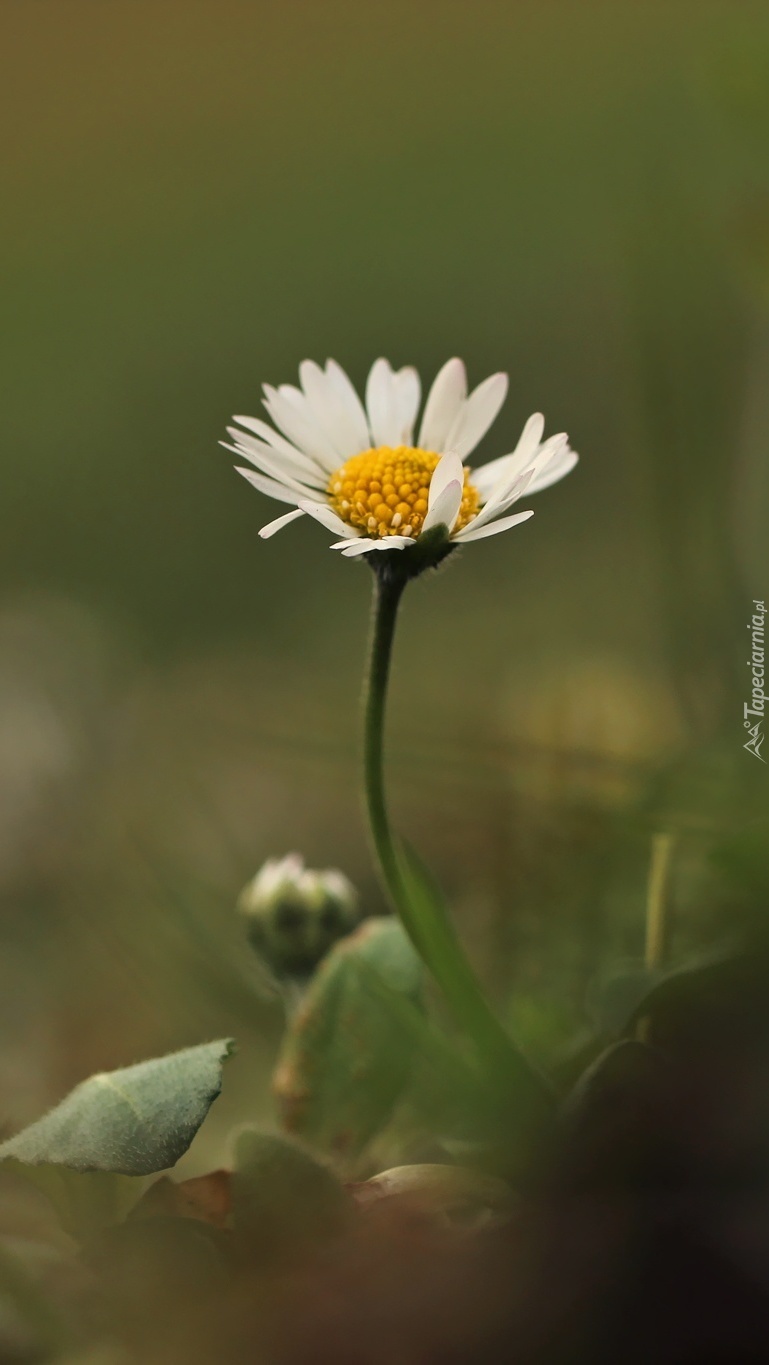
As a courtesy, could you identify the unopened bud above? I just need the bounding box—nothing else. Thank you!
[237,853,360,980]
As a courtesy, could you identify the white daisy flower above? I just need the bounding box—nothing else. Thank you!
[223,358,577,560]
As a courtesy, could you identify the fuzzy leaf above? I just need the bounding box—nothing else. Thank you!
[85,1216,228,1325]
[231,1129,352,1262]
[0,1040,235,1177]
[0,1164,147,1242]
[273,918,422,1159]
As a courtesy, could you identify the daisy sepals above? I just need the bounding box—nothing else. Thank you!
[362,561,554,1120]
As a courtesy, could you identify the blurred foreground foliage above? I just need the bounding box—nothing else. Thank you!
[0,2,768,1362]
[4,915,769,1362]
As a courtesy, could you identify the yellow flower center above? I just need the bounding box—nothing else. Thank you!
[327,446,480,540]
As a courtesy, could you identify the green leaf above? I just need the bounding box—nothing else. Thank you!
[624,949,755,1043]
[0,1236,69,1355]
[85,1216,228,1334]
[710,823,769,910]
[1,1165,146,1242]
[358,961,527,1162]
[585,959,663,1037]
[273,918,423,1160]
[231,1129,352,1263]
[559,1040,667,1190]
[395,842,553,1133]
[563,1039,660,1120]
[0,1041,235,1240]
[0,1040,234,1176]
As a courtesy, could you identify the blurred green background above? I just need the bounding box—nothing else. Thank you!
[1,0,768,1146]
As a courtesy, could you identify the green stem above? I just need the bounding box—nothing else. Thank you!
[362,565,552,1117]
[637,831,677,1044]
[645,831,676,972]
[363,567,409,916]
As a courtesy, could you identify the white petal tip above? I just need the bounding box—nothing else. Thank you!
[454,507,534,544]
[257,507,305,539]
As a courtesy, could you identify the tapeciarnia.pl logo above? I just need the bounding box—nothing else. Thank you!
[744,598,767,762]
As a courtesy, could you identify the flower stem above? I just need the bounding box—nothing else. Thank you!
[645,831,677,972]
[362,563,552,1120]
[636,830,677,1044]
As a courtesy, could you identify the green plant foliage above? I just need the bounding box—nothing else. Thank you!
[711,823,769,904]
[392,841,555,1163]
[585,960,663,1038]
[624,949,758,1043]
[86,1216,228,1333]
[0,1041,235,1176]
[1,1166,145,1244]
[557,1039,667,1192]
[563,1039,660,1121]
[0,1237,70,1356]
[231,1129,352,1263]
[0,1041,235,1241]
[273,918,423,1159]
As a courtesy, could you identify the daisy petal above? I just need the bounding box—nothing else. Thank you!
[422,478,463,535]
[512,433,570,495]
[528,444,579,494]
[459,467,534,536]
[427,451,464,508]
[393,366,421,444]
[338,540,380,556]
[299,360,352,456]
[225,432,326,491]
[263,385,340,470]
[299,359,371,457]
[378,535,416,549]
[445,372,508,459]
[418,358,467,450]
[224,441,314,493]
[454,508,534,543]
[473,412,545,499]
[235,466,306,505]
[366,358,398,446]
[258,508,306,539]
[324,359,372,448]
[297,500,359,538]
[338,535,416,557]
[233,415,324,476]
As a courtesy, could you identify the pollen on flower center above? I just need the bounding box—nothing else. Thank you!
[327,446,479,540]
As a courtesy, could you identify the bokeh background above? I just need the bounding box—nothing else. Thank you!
[1,0,768,1150]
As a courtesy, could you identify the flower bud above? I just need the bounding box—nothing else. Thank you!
[237,853,360,980]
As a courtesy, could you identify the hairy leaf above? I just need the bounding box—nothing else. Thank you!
[0,1040,235,1240]
[231,1129,351,1261]
[0,1040,234,1177]
[273,918,422,1159]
